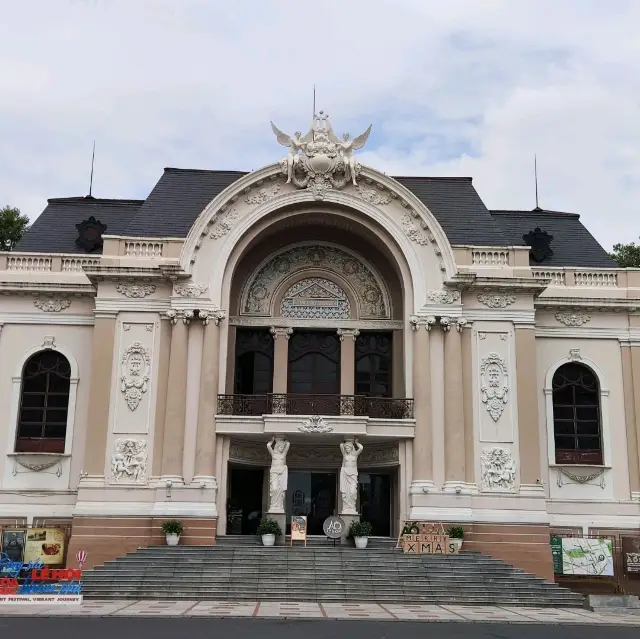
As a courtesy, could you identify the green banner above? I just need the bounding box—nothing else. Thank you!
[550,536,563,575]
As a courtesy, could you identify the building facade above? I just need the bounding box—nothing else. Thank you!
[1,112,639,579]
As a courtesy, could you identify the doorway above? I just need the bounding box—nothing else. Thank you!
[359,472,392,537]
[285,471,337,535]
[226,467,264,535]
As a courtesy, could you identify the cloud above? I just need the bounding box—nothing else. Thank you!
[0,0,638,249]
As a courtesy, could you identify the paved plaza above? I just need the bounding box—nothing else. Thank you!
[0,600,639,624]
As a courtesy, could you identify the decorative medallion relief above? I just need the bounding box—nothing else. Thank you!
[355,185,391,205]
[298,415,333,433]
[33,299,71,312]
[426,290,460,304]
[280,278,351,320]
[477,294,516,308]
[210,208,239,240]
[480,447,516,492]
[111,438,147,484]
[174,283,208,298]
[245,183,281,204]
[120,341,151,411]
[480,352,509,422]
[243,244,387,319]
[555,311,591,327]
[115,284,156,298]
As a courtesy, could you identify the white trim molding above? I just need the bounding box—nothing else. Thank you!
[6,340,80,457]
[543,354,611,469]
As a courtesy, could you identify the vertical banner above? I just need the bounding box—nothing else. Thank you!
[550,536,563,575]
[622,537,640,580]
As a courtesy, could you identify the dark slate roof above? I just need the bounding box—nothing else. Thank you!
[15,196,143,254]
[12,169,614,268]
[490,209,616,268]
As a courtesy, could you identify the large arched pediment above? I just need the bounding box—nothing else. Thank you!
[241,242,391,320]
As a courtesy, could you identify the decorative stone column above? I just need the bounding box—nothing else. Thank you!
[160,309,192,482]
[193,310,226,492]
[409,315,436,498]
[81,315,117,479]
[337,329,359,414]
[621,342,640,500]
[441,316,467,491]
[270,326,293,403]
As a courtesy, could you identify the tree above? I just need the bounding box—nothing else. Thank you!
[609,239,640,268]
[0,206,30,251]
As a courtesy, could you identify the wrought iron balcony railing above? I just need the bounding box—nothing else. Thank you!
[217,393,414,420]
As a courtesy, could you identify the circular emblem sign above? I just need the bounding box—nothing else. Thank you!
[323,516,345,539]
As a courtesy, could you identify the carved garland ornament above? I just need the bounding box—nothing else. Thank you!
[174,283,208,298]
[477,294,516,308]
[480,352,509,422]
[111,438,147,484]
[426,290,460,304]
[115,284,156,298]
[210,208,239,240]
[298,415,333,433]
[355,185,391,205]
[555,311,591,326]
[120,341,151,411]
[33,299,71,312]
[243,245,387,319]
[480,447,517,492]
[245,183,281,204]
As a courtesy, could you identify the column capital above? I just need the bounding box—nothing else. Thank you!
[199,310,226,326]
[440,316,452,332]
[456,317,468,333]
[270,326,293,340]
[166,309,193,325]
[410,315,436,332]
[337,328,360,341]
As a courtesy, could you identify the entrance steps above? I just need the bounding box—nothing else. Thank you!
[81,542,585,607]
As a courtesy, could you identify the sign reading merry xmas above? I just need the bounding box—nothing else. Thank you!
[402,534,459,555]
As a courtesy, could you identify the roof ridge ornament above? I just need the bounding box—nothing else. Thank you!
[270,112,372,200]
[523,226,553,262]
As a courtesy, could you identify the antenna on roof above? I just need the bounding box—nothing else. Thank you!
[88,141,96,198]
[534,154,541,210]
[313,84,316,118]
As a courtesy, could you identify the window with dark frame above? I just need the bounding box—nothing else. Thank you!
[15,351,71,454]
[355,332,392,397]
[552,362,602,465]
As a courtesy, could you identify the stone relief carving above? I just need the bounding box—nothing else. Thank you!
[210,208,239,240]
[401,214,429,246]
[42,335,56,349]
[174,283,208,298]
[120,341,151,411]
[556,467,605,489]
[243,244,387,319]
[480,352,509,422]
[480,447,516,492]
[12,455,64,477]
[299,415,333,433]
[115,284,156,298]
[245,183,281,204]
[33,299,71,312]
[111,438,147,484]
[355,185,391,205]
[555,311,591,326]
[267,437,289,513]
[361,446,399,464]
[477,294,516,308]
[271,111,372,198]
[569,348,581,361]
[340,438,363,514]
[280,278,351,320]
[426,290,460,304]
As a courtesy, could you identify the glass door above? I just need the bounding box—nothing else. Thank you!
[286,471,337,535]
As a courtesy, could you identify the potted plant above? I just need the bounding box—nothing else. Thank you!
[446,525,464,552]
[257,518,281,546]
[161,520,183,546]
[349,520,373,549]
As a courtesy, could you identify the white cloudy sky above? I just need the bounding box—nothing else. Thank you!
[1,0,639,250]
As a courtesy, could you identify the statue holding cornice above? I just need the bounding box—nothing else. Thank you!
[271,112,372,199]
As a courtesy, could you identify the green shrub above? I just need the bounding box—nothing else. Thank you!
[446,525,464,539]
[161,520,184,535]
[349,520,373,538]
[257,518,282,536]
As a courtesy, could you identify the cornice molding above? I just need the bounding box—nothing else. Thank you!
[447,275,549,295]
[95,299,171,313]
[229,316,403,330]
[535,326,640,340]
[83,264,188,283]
[536,296,638,312]
[0,313,94,326]
[0,282,95,297]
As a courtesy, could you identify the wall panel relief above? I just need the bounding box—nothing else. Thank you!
[280,278,351,320]
[110,438,148,484]
[242,243,389,319]
[476,330,514,443]
[480,447,517,492]
[112,321,157,434]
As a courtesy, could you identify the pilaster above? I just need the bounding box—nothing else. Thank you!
[337,328,359,396]
[270,326,293,393]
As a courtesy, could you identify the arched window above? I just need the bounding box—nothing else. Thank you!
[552,362,602,465]
[15,351,71,453]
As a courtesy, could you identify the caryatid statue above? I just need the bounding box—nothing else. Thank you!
[267,436,290,513]
[339,437,363,515]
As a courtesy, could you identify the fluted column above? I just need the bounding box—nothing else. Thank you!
[194,310,226,486]
[441,316,467,490]
[161,309,191,481]
[410,315,435,495]
[337,328,359,396]
[270,326,293,395]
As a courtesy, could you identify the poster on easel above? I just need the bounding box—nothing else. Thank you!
[23,528,66,566]
[1,529,26,563]
[291,516,307,546]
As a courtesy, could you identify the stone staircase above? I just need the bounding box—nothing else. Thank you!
[81,536,584,607]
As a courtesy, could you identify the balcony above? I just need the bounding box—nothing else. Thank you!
[217,393,414,420]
